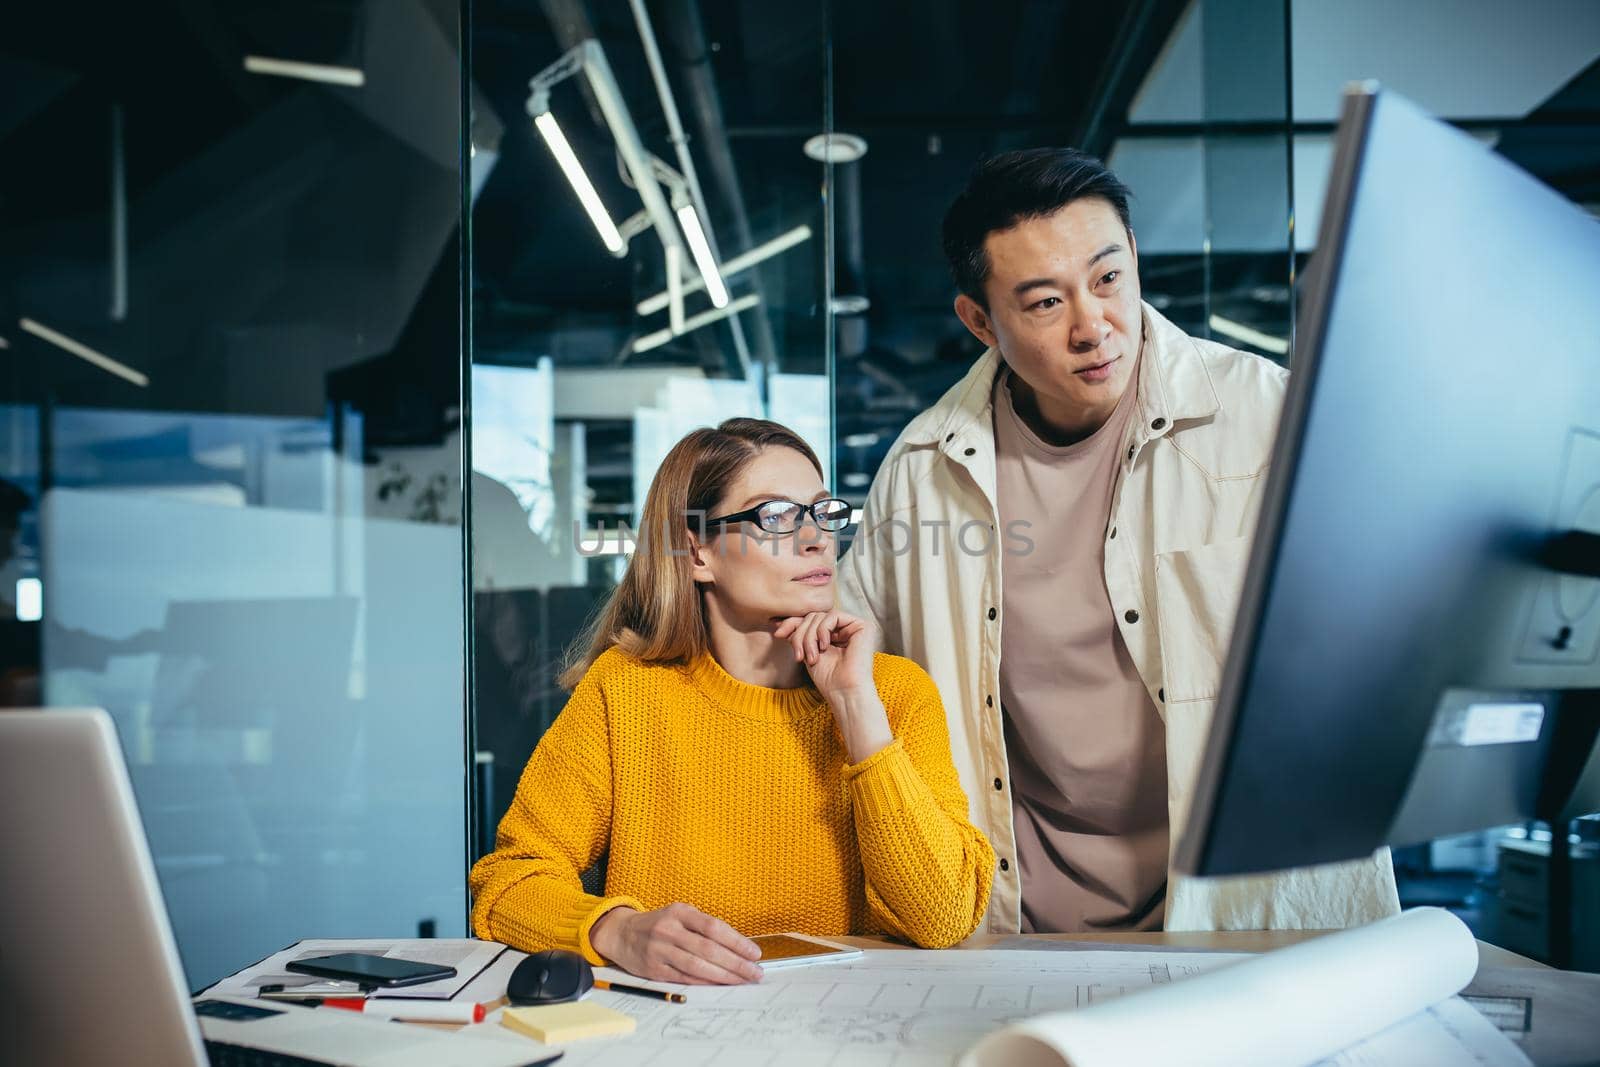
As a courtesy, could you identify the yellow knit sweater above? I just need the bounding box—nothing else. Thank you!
[470,647,995,963]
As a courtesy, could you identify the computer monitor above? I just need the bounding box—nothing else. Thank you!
[1175,86,1600,885]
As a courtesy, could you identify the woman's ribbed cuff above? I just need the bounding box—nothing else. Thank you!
[843,738,928,820]
[577,896,646,966]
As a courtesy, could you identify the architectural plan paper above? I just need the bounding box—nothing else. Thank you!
[963,908,1529,1067]
[503,949,1254,1065]
[487,910,1530,1066]
[1462,964,1600,1067]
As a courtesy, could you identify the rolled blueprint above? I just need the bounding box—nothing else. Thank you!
[961,907,1483,1067]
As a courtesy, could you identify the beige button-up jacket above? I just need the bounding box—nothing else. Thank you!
[838,302,1400,934]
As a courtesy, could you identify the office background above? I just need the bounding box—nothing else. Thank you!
[2,0,1597,987]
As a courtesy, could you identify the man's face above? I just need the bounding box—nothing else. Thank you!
[954,197,1142,433]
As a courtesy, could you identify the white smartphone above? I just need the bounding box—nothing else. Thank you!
[751,933,864,971]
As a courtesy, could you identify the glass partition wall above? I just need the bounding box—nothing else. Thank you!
[1,2,470,986]
[466,0,832,847]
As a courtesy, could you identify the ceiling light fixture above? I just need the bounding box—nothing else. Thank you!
[636,225,811,316]
[674,204,728,309]
[803,133,868,164]
[1209,314,1290,356]
[15,578,41,622]
[628,0,734,320]
[527,42,684,270]
[243,56,365,87]
[20,317,149,387]
[632,294,759,354]
[531,110,626,255]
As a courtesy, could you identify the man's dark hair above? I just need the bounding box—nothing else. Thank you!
[941,147,1134,307]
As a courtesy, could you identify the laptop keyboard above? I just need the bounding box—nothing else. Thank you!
[204,1039,336,1067]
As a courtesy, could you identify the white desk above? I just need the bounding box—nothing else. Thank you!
[226,932,1571,1064]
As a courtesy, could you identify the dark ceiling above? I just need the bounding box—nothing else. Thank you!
[4,1,1596,502]
[1,1,462,434]
[469,0,1176,364]
[468,0,1192,508]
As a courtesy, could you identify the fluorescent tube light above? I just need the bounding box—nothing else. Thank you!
[636,224,811,316]
[532,111,626,256]
[243,56,365,87]
[531,111,617,255]
[632,293,759,354]
[1208,314,1290,356]
[675,204,728,308]
[19,318,149,387]
[15,578,41,622]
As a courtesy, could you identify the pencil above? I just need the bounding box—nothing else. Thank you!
[594,979,686,1003]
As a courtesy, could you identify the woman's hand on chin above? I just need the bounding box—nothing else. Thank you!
[773,609,876,700]
[774,611,893,762]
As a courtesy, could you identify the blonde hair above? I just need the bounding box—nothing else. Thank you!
[558,418,824,689]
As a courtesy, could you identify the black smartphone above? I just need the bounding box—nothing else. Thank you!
[285,952,457,988]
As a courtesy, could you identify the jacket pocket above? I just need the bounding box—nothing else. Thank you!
[1153,537,1252,705]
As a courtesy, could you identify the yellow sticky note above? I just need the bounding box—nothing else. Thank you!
[501,1001,636,1044]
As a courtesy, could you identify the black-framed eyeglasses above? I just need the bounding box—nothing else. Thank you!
[703,497,852,535]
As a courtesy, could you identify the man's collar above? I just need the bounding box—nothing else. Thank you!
[907,300,1220,447]
[1136,301,1221,427]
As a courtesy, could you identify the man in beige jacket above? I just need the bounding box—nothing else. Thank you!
[838,148,1398,935]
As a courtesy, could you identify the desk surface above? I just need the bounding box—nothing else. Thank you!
[837,929,1548,970]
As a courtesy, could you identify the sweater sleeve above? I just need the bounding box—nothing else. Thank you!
[468,660,643,964]
[841,656,996,948]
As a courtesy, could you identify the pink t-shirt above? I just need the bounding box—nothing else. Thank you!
[993,364,1169,932]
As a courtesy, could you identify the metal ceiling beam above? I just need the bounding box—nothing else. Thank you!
[1072,0,1192,159]
[656,0,779,375]
[537,0,766,378]
[538,0,604,123]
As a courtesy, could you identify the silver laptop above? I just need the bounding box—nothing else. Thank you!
[0,709,558,1067]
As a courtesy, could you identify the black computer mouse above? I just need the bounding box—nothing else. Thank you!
[507,949,594,1005]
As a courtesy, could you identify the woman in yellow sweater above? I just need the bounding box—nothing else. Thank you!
[470,418,994,984]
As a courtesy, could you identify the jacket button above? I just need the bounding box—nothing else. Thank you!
[1151,417,1167,430]
[1126,444,1136,461]
[999,858,1010,872]
[985,694,993,707]
[945,433,955,442]
[1109,526,1117,540]
[1158,687,1165,702]
[993,777,1003,791]
[1125,609,1140,624]
[964,447,976,457]
[987,607,997,621]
